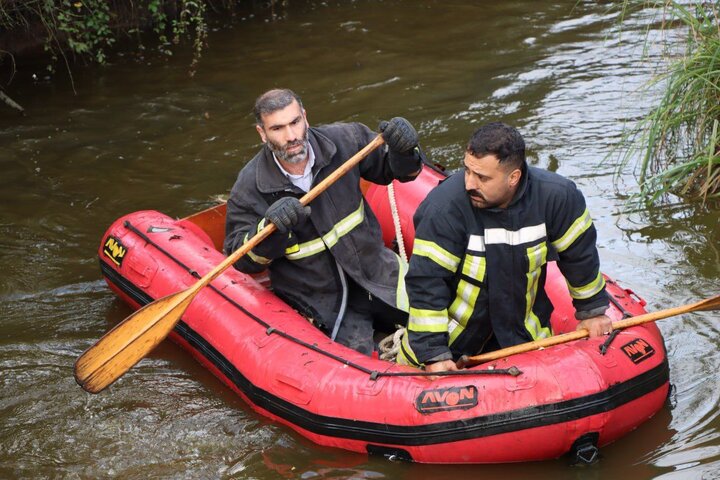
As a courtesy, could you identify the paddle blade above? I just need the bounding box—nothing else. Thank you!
[694,294,720,312]
[74,289,194,393]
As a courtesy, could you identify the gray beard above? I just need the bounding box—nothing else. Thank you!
[268,131,309,164]
[275,142,308,164]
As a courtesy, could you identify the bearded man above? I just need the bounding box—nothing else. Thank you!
[399,122,612,372]
[224,88,425,355]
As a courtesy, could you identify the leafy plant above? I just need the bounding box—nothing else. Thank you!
[614,1,720,205]
[0,0,219,73]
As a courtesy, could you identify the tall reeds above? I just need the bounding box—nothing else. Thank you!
[615,1,720,205]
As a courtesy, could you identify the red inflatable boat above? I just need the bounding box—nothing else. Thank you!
[98,166,669,464]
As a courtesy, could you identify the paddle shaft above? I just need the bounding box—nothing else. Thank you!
[75,135,385,393]
[457,293,720,368]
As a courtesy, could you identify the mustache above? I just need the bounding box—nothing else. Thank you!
[284,139,304,150]
[466,190,484,200]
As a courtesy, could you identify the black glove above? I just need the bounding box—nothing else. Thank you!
[265,197,311,234]
[378,117,418,153]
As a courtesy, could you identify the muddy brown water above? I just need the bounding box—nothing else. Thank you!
[1,1,719,478]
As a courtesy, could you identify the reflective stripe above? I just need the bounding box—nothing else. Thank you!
[467,235,486,252]
[247,248,272,265]
[485,224,547,246]
[408,307,448,333]
[398,334,420,366]
[449,279,480,327]
[413,239,461,272]
[321,202,365,248]
[567,271,606,299]
[551,208,592,253]
[448,318,464,345]
[286,202,365,261]
[286,237,326,260]
[461,254,486,280]
[524,242,551,340]
[244,225,273,265]
[525,311,552,340]
[395,255,409,312]
[449,253,484,343]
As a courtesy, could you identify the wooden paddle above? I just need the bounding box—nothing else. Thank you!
[456,293,720,369]
[75,134,386,394]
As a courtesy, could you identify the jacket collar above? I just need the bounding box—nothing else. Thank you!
[256,127,337,194]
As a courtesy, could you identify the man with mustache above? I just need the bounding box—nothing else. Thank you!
[399,122,612,372]
[224,88,425,355]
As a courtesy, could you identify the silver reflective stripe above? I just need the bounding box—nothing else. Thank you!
[467,235,486,252]
[485,224,547,246]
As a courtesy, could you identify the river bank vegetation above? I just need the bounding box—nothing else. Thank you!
[0,1,221,70]
[0,0,284,102]
[615,0,720,207]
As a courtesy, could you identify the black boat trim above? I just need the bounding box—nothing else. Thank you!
[100,260,670,446]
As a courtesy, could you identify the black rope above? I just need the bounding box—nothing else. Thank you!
[123,220,518,380]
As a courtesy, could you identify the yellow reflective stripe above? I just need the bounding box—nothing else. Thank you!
[551,208,592,253]
[286,237,326,260]
[524,311,552,340]
[449,279,480,327]
[408,307,448,333]
[247,248,272,265]
[567,271,606,300]
[286,202,365,261]
[395,255,409,313]
[321,202,365,248]
[398,334,420,366]
[244,222,273,265]
[412,239,461,273]
[448,319,465,345]
[285,243,300,255]
[524,242,549,340]
[461,254,486,280]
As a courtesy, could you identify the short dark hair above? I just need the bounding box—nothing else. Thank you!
[253,89,304,126]
[466,122,525,170]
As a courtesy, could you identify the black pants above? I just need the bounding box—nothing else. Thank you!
[332,276,407,356]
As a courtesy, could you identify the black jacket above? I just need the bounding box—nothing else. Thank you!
[224,122,421,332]
[400,166,609,365]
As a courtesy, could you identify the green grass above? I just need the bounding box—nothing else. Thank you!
[614,1,720,205]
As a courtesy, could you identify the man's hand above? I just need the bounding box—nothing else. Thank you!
[425,359,459,374]
[577,314,613,338]
[265,197,311,234]
[378,117,418,153]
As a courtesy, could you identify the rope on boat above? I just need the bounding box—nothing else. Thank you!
[378,327,405,361]
[387,181,408,263]
[379,181,409,363]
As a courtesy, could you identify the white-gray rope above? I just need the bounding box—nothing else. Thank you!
[378,182,408,362]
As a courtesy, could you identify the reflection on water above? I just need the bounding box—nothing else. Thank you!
[1,0,719,478]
